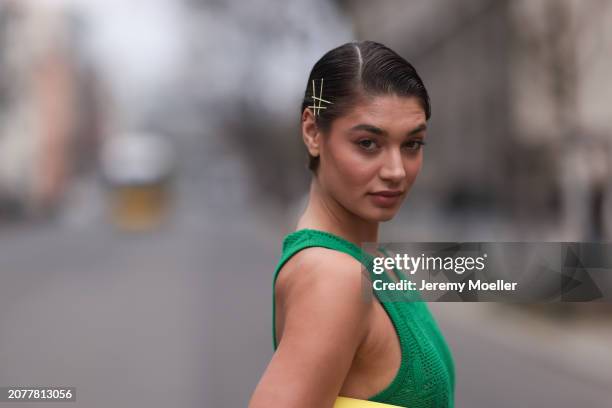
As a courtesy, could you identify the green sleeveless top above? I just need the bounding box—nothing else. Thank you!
[272,229,455,408]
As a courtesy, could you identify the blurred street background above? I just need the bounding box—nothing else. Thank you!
[1,0,611,407]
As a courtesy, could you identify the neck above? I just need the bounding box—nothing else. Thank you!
[296,177,379,246]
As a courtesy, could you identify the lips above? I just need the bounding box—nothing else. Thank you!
[368,190,404,207]
[370,190,403,197]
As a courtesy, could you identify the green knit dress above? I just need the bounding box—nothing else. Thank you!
[272,229,455,408]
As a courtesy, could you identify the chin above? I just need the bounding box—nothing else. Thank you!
[375,211,397,222]
[378,212,396,222]
[360,207,399,222]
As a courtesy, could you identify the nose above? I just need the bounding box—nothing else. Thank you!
[379,148,406,183]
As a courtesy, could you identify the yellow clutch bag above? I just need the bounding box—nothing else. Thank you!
[334,396,402,407]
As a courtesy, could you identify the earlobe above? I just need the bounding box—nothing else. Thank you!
[301,108,320,157]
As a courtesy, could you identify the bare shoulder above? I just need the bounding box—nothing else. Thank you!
[275,247,373,350]
[252,247,373,406]
[275,247,370,311]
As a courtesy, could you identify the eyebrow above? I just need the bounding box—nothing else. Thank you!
[349,123,427,137]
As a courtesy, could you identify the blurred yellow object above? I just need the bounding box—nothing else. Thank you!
[111,184,169,231]
[101,132,175,230]
[334,397,402,407]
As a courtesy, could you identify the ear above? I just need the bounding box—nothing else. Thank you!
[301,108,320,158]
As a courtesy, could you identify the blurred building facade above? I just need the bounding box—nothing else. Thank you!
[0,0,103,221]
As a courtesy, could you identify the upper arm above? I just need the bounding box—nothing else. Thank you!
[249,248,373,408]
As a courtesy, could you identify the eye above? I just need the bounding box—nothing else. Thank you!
[403,140,426,151]
[357,139,379,151]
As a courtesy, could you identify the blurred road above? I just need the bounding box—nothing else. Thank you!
[0,155,284,408]
[431,303,612,408]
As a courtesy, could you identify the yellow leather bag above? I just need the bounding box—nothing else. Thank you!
[334,396,402,407]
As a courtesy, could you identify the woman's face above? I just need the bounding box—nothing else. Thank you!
[317,95,427,222]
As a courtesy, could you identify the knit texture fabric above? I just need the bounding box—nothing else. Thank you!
[272,229,455,408]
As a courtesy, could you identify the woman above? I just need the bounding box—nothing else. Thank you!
[250,41,455,408]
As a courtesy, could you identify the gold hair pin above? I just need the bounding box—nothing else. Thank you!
[309,78,333,116]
